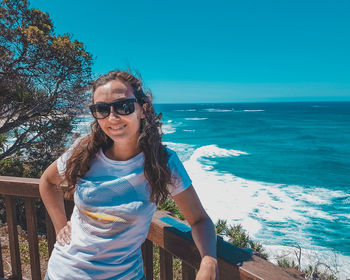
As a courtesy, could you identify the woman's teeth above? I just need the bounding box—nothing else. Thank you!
[110,125,125,130]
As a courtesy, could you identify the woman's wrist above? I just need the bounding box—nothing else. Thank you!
[197,256,218,279]
[200,255,217,267]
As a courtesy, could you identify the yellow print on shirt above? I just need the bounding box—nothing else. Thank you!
[84,210,128,223]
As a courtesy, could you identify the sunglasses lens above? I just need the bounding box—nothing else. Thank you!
[89,99,136,119]
[92,104,110,119]
[113,101,135,115]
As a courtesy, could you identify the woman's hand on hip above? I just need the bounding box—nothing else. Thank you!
[196,256,218,280]
[56,221,71,246]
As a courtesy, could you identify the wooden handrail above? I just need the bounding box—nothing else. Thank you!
[0,176,303,280]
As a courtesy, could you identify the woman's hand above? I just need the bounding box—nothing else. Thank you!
[196,256,218,279]
[56,221,71,246]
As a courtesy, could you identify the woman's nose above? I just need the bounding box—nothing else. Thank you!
[108,106,120,120]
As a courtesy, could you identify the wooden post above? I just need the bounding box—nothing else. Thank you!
[159,247,173,280]
[141,239,153,280]
[182,260,196,280]
[24,198,41,280]
[64,200,74,220]
[45,212,56,256]
[0,224,4,278]
[4,195,22,280]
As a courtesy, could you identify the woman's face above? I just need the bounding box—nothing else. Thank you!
[93,79,144,144]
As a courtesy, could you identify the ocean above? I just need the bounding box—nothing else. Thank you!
[76,101,350,278]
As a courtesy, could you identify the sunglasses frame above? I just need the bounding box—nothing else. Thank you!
[89,98,137,119]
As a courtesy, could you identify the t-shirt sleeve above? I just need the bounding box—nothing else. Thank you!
[166,148,192,197]
[56,137,83,177]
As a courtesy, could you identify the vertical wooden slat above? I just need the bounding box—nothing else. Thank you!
[24,198,41,280]
[182,260,196,280]
[0,233,4,278]
[0,197,3,277]
[0,198,4,277]
[45,212,55,256]
[141,239,153,280]
[159,247,173,280]
[64,200,74,220]
[4,195,22,280]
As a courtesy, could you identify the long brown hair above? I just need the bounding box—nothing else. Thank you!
[63,70,171,204]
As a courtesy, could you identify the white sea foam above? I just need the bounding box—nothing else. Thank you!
[183,129,196,132]
[167,144,349,277]
[78,121,91,127]
[162,121,184,135]
[184,118,208,121]
[203,108,233,113]
[162,124,176,134]
[175,109,197,112]
[243,110,265,112]
[190,145,248,160]
[163,142,196,162]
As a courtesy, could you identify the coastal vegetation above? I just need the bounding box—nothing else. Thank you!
[0,0,92,231]
[0,0,93,177]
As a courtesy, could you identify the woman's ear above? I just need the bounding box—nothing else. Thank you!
[140,103,148,119]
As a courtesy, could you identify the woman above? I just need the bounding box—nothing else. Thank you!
[39,70,218,279]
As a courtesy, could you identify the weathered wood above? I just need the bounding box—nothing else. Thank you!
[182,260,196,280]
[0,176,71,200]
[0,177,303,280]
[64,200,74,220]
[239,254,303,280]
[0,177,40,198]
[159,247,173,280]
[141,239,153,280]
[4,195,22,280]
[217,258,241,280]
[149,211,303,280]
[24,198,41,280]
[0,228,4,278]
[45,212,56,256]
[147,212,202,270]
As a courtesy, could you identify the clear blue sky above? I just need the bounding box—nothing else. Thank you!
[30,0,350,103]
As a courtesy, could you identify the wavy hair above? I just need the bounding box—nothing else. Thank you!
[63,70,171,205]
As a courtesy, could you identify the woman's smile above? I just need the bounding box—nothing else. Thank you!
[109,124,127,131]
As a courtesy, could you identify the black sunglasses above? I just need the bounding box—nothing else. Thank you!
[89,98,137,119]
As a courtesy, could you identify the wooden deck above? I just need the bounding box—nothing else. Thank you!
[0,176,304,280]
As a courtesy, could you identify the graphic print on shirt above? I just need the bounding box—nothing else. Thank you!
[74,174,149,237]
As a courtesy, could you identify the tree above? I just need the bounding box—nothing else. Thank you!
[0,0,93,171]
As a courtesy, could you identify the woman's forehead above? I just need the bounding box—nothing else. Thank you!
[94,79,134,102]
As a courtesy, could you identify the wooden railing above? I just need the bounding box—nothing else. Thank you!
[0,176,303,280]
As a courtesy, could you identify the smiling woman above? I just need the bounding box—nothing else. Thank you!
[92,79,145,154]
[39,70,218,280]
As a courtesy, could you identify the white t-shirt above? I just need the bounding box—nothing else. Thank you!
[47,143,191,280]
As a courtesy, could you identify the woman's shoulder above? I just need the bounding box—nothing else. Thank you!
[164,146,178,160]
[164,146,184,166]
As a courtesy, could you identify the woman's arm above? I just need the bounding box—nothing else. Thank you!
[173,185,218,279]
[39,161,70,243]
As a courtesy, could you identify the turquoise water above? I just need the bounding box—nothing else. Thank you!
[76,102,350,275]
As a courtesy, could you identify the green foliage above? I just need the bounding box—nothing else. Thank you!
[157,199,185,220]
[278,257,338,280]
[277,257,298,269]
[0,156,25,176]
[303,265,337,280]
[215,219,227,235]
[214,219,269,260]
[0,0,93,165]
